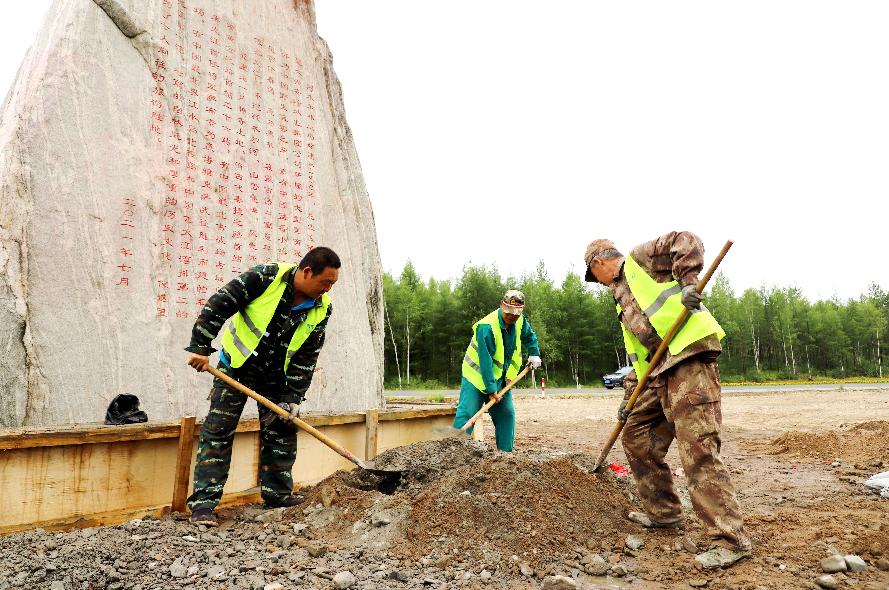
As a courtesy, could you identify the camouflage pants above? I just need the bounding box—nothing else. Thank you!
[621,358,750,549]
[186,364,298,511]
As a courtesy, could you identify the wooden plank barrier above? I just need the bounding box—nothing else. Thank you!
[0,406,455,534]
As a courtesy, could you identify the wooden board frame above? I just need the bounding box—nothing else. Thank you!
[0,406,455,534]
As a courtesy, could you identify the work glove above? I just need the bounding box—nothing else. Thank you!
[617,399,630,422]
[260,401,300,429]
[528,355,542,370]
[681,285,702,311]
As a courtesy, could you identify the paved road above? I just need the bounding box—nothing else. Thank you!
[386,381,889,398]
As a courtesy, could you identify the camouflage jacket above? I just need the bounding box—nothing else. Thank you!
[610,231,721,379]
[185,263,332,403]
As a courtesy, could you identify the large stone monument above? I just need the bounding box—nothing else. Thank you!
[0,0,383,426]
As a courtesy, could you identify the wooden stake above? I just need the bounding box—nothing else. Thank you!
[171,416,196,513]
[365,409,379,460]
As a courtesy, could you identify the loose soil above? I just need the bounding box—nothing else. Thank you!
[746,420,889,466]
[1,388,888,589]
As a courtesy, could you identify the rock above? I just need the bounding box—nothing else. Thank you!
[50,582,65,590]
[307,544,328,558]
[371,514,392,527]
[695,547,750,570]
[875,558,889,571]
[275,535,291,549]
[208,565,227,580]
[820,554,848,573]
[264,584,285,590]
[688,579,709,588]
[80,528,97,539]
[625,535,644,551]
[541,575,578,590]
[320,486,338,508]
[682,536,699,553]
[816,575,839,589]
[169,560,187,579]
[460,490,472,496]
[584,555,609,576]
[0,0,384,429]
[480,569,492,581]
[627,512,653,527]
[333,571,356,589]
[831,461,842,467]
[519,562,534,577]
[844,555,867,572]
[611,564,628,577]
[388,570,410,582]
[255,508,287,524]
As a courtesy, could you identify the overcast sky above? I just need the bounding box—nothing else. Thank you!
[3,2,888,301]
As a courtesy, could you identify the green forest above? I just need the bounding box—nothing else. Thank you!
[382,262,889,389]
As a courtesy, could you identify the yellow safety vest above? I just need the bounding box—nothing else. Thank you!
[461,310,524,392]
[220,263,330,373]
[618,256,725,377]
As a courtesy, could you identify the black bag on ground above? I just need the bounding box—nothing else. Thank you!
[104,393,148,425]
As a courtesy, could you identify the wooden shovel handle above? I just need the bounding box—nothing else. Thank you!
[593,240,733,471]
[206,365,368,469]
[460,364,532,433]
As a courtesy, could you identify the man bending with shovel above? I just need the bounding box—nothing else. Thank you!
[453,289,542,451]
[184,247,340,526]
[584,233,751,568]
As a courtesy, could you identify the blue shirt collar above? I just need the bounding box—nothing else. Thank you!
[291,298,319,313]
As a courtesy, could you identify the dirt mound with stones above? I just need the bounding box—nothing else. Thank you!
[403,454,635,565]
[751,420,889,467]
[298,438,636,569]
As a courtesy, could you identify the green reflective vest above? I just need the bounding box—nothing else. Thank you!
[220,263,330,373]
[461,310,524,392]
[618,256,725,377]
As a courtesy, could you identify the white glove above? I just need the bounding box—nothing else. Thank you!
[528,356,542,370]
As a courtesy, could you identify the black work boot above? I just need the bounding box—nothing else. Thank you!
[263,494,306,509]
[189,508,218,527]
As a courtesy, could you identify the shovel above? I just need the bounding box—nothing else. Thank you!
[592,240,734,473]
[206,366,403,480]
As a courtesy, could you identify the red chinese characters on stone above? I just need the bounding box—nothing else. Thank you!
[148,10,318,319]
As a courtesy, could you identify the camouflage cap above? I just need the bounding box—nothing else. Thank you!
[501,289,525,315]
[583,239,617,282]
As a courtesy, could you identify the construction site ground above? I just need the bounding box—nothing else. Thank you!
[2,388,888,590]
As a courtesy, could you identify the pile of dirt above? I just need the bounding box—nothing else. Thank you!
[297,438,636,568]
[343,436,490,494]
[755,420,889,465]
[402,454,635,566]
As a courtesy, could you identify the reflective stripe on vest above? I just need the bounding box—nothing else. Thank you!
[622,255,725,356]
[461,310,524,392]
[616,302,651,378]
[220,263,330,374]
